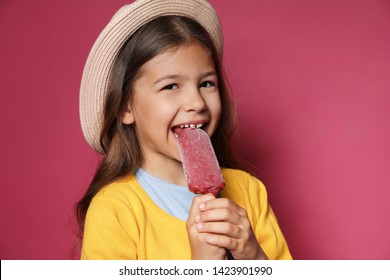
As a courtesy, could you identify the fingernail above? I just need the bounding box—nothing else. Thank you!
[199,203,205,209]
[196,223,204,230]
[195,214,200,222]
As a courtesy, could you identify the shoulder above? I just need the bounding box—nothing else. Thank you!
[82,176,141,259]
[221,168,267,196]
[91,176,135,205]
[87,175,146,219]
[84,175,144,235]
[220,168,269,215]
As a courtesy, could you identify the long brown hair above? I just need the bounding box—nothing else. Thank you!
[75,16,242,242]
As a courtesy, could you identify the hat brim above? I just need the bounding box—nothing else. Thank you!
[79,0,223,153]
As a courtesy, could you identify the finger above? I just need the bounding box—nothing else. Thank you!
[203,233,238,251]
[196,221,241,239]
[198,208,243,225]
[199,198,247,217]
[187,194,215,226]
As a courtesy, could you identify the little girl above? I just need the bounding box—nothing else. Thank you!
[77,0,292,260]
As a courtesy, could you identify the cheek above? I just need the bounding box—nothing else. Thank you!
[209,94,222,120]
[157,99,178,113]
[205,94,222,137]
[133,94,161,119]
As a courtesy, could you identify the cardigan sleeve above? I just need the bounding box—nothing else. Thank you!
[221,168,292,260]
[247,175,293,260]
[81,188,139,260]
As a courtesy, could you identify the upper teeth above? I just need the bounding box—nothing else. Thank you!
[179,123,203,129]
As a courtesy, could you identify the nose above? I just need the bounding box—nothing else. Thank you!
[183,88,207,113]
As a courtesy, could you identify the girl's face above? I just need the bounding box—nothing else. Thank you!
[122,41,222,176]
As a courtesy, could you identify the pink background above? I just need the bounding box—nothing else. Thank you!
[1,0,389,259]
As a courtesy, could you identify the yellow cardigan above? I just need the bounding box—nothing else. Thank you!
[81,168,292,259]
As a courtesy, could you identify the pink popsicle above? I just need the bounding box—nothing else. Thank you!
[174,127,225,196]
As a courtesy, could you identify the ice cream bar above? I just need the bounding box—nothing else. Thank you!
[174,127,225,196]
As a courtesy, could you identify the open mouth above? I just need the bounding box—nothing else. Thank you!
[172,123,207,135]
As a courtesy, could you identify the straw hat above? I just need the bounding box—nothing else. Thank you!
[79,0,223,153]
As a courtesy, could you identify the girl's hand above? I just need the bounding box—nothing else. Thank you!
[195,196,268,260]
[186,194,226,259]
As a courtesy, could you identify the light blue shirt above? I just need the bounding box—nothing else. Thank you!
[135,168,197,221]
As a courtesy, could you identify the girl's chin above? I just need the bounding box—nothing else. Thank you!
[172,150,182,164]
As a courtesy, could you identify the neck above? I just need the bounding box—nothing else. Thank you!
[140,155,187,186]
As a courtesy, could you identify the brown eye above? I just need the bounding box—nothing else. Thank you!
[200,81,215,88]
[162,84,178,91]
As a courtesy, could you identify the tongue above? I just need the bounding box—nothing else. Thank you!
[175,128,225,196]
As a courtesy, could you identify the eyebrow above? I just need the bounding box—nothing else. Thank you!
[153,75,180,85]
[201,71,218,79]
[153,71,217,85]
